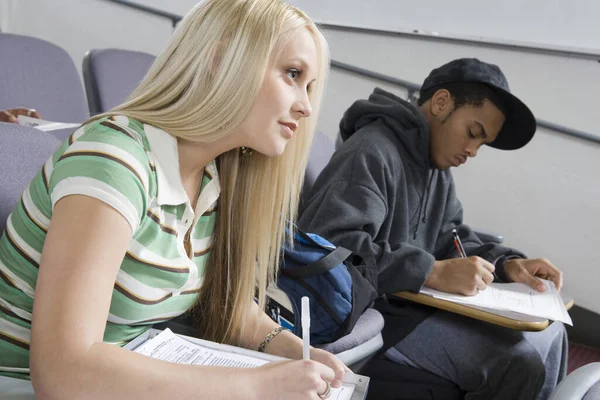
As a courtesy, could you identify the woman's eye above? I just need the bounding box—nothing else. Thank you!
[468,131,476,139]
[286,68,301,79]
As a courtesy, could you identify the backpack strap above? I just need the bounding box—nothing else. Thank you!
[294,228,319,245]
[282,246,352,279]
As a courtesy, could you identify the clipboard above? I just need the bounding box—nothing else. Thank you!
[126,329,370,400]
[0,329,369,400]
[392,291,574,332]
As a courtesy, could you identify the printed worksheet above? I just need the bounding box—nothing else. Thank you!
[134,329,355,400]
[421,279,572,325]
[17,115,80,132]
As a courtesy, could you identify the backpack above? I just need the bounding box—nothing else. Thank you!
[266,227,378,344]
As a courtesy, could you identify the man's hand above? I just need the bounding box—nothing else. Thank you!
[424,257,495,296]
[503,258,563,292]
[0,108,41,123]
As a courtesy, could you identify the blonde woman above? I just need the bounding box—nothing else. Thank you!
[0,0,345,398]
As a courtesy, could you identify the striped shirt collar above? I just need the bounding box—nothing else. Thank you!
[143,123,220,207]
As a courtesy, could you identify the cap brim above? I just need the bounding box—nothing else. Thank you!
[488,89,537,150]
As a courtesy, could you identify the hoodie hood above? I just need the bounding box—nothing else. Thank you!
[339,87,431,167]
[339,88,437,239]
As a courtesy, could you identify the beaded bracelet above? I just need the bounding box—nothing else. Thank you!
[258,326,285,353]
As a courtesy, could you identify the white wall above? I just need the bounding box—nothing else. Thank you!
[3,0,599,313]
[126,0,199,16]
[124,0,600,53]
[288,0,600,54]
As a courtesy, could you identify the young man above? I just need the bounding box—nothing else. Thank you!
[299,58,567,399]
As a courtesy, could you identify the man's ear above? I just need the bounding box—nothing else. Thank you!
[430,89,454,118]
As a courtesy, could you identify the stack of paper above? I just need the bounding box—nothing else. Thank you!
[17,115,80,132]
[420,279,572,325]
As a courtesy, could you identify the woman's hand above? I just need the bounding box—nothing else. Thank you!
[253,359,335,400]
[309,347,349,388]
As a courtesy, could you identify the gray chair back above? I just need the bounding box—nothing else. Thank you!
[550,362,600,400]
[0,123,62,233]
[301,131,335,214]
[0,33,89,123]
[317,308,384,367]
[584,381,600,400]
[82,48,155,115]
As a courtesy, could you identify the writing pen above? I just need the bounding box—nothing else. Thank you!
[301,296,310,360]
[452,229,466,258]
[302,296,358,386]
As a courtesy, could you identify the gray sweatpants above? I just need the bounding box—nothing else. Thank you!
[384,310,568,400]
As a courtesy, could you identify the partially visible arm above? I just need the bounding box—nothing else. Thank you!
[0,107,40,123]
[30,122,257,398]
[31,196,255,400]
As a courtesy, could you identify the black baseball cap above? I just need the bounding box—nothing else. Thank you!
[421,58,536,150]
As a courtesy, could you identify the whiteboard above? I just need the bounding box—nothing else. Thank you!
[130,0,600,55]
[125,0,200,17]
[289,0,600,54]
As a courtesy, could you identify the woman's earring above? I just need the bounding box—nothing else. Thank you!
[240,146,253,156]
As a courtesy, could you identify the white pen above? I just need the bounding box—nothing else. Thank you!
[301,296,310,360]
[302,296,358,386]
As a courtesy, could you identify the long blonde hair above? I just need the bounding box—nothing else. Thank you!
[100,0,329,345]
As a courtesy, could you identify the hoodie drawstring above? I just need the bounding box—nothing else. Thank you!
[413,169,436,239]
[422,170,435,223]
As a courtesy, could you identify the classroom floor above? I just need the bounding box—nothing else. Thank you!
[567,342,600,374]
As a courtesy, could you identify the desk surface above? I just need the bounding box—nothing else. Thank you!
[393,291,575,332]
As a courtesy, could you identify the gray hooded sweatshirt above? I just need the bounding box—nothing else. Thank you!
[299,88,524,296]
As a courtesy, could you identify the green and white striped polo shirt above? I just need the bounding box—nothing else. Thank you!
[0,116,219,379]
